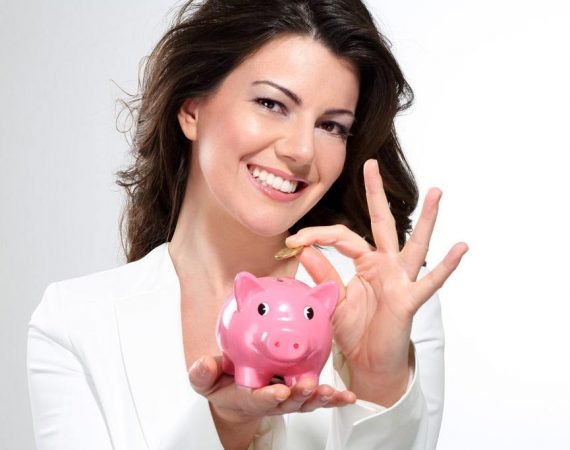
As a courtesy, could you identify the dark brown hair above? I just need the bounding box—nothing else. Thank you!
[116,0,418,263]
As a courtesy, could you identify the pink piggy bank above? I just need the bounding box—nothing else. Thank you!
[216,271,339,388]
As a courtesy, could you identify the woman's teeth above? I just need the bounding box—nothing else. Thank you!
[250,167,298,193]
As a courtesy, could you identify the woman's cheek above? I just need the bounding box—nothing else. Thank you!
[315,136,347,183]
[232,113,281,155]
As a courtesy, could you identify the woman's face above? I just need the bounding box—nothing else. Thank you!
[178,34,359,237]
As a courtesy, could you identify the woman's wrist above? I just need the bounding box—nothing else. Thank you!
[348,342,414,407]
[209,402,262,450]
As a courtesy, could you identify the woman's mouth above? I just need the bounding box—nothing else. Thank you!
[247,165,307,194]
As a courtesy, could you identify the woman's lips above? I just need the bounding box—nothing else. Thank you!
[246,164,308,202]
[247,164,309,186]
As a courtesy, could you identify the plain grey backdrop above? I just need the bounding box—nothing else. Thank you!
[1,0,569,448]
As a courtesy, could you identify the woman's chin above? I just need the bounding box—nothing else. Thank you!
[238,216,297,240]
[248,224,293,239]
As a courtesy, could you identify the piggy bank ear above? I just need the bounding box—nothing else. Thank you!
[234,272,264,311]
[309,281,339,318]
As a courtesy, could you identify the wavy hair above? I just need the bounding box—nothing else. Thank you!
[116,0,418,262]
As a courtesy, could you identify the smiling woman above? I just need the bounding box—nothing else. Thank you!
[177,35,359,236]
[26,0,467,449]
[114,0,421,261]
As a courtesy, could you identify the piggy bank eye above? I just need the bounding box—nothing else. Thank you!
[304,306,314,320]
[257,302,269,316]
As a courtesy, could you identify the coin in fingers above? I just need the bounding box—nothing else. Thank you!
[274,246,304,260]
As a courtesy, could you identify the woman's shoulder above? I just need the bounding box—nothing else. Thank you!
[51,243,171,302]
[30,243,174,335]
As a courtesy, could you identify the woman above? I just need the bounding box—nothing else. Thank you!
[27,0,468,448]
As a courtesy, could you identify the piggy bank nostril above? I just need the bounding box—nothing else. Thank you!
[294,343,299,349]
[275,341,280,347]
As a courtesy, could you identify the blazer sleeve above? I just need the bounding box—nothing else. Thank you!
[27,283,113,450]
[326,285,444,449]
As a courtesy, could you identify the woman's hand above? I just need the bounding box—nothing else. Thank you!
[188,355,356,450]
[286,159,468,406]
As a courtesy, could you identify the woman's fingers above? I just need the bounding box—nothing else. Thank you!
[321,389,357,408]
[400,188,442,280]
[188,355,227,396]
[189,356,354,419]
[297,384,335,412]
[363,159,399,254]
[298,385,357,412]
[247,384,291,413]
[286,224,369,302]
[286,224,372,259]
[188,357,347,416]
[411,242,469,304]
[292,246,346,301]
[271,376,318,414]
[189,356,288,414]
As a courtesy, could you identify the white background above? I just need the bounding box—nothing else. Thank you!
[1,0,569,448]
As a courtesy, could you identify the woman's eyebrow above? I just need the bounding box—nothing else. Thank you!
[251,80,355,118]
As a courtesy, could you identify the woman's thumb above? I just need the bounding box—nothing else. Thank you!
[188,356,220,395]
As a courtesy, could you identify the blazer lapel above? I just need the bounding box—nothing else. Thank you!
[114,244,198,449]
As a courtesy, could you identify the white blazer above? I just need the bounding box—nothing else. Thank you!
[27,243,444,449]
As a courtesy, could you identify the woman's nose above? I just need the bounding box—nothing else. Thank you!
[274,122,315,166]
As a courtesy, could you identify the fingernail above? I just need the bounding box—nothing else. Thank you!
[319,395,332,403]
[302,388,314,397]
[367,159,379,170]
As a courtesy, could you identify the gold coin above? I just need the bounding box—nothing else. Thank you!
[274,246,304,260]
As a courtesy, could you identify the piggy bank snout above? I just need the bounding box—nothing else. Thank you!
[265,331,309,362]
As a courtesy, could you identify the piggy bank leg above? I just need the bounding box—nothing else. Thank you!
[284,375,296,387]
[234,366,272,389]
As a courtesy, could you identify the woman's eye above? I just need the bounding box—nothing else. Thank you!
[255,98,285,113]
[319,121,352,141]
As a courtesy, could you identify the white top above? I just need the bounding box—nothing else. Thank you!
[27,242,444,449]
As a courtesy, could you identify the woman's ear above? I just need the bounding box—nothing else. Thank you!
[177,98,200,141]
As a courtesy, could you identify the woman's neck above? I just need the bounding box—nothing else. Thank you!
[168,193,299,303]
